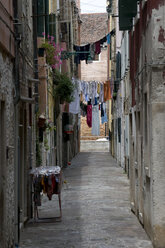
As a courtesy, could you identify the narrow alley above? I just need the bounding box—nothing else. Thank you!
[20,151,153,248]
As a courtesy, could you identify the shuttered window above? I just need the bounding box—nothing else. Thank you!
[119,0,138,31]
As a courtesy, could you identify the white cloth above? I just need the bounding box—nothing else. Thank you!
[92,105,100,136]
[69,80,80,114]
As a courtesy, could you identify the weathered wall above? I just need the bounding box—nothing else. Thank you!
[0,52,15,248]
[0,0,15,57]
[129,2,165,247]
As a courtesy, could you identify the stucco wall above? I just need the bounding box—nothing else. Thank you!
[0,52,15,248]
[129,2,165,247]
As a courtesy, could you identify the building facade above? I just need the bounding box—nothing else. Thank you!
[0,2,15,247]
[111,0,165,247]
[0,0,36,247]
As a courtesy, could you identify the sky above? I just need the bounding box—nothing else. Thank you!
[80,0,106,14]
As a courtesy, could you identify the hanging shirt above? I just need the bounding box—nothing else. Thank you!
[89,82,92,100]
[92,105,100,136]
[99,82,104,103]
[90,43,95,60]
[95,41,101,55]
[69,80,80,114]
[91,82,96,105]
[87,104,92,128]
[97,83,100,94]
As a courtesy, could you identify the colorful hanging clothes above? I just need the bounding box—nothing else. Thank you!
[87,104,92,128]
[104,80,111,102]
[92,105,100,136]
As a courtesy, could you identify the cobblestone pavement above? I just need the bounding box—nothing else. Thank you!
[20,152,153,248]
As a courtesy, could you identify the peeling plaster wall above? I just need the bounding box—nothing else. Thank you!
[0,52,15,248]
[135,2,165,247]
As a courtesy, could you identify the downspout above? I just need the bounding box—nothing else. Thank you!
[13,0,21,246]
[32,0,39,219]
[33,0,39,113]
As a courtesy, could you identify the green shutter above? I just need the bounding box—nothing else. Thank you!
[119,0,138,31]
[45,0,49,37]
[37,0,45,37]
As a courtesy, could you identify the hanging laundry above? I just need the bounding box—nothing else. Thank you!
[30,166,61,205]
[101,102,108,124]
[69,79,80,114]
[100,36,107,45]
[91,82,96,105]
[84,44,90,63]
[90,43,95,60]
[80,102,87,117]
[97,83,100,94]
[95,40,101,55]
[74,45,81,64]
[101,103,104,117]
[73,44,90,64]
[106,33,111,44]
[99,82,104,103]
[89,82,92,100]
[85,83,89,102]
[95,82,98,98]
[110,29,116,36]
[92,105,100,136]
[104,80,111,102]
[87,104,92,128]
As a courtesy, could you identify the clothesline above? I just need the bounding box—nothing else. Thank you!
[69,79,111,136]
[74,28,116,48]
[73,29,116,64]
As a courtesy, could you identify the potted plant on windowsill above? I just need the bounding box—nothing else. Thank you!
[41,33,74,104]
[52,69,75,104]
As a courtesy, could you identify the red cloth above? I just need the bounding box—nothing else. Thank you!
[87,105,92,128]
[95,41,101,55]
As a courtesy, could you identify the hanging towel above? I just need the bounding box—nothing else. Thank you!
[92,105,100,136]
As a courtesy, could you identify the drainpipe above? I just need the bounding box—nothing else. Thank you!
[13,0,21,246]
[32,0,39,112]
[32,0,39,220]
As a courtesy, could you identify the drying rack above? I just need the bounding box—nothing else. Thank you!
[30,166,62,222]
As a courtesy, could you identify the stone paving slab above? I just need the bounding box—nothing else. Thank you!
[19,152,153,248]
